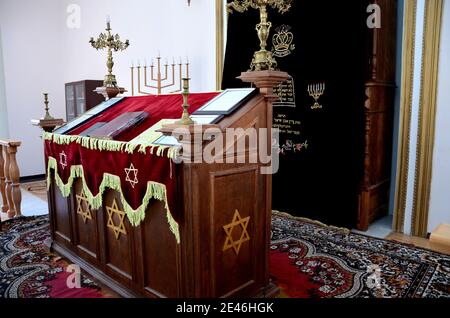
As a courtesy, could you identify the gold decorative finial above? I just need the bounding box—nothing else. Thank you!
[228,0,292,71]
[176,78,194,125]
[43,93,54,120]
[90,19,130,88]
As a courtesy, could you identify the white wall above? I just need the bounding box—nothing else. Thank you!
[428,0,450,232]
[59,0,216,94]
[0,0,64,177]
[0,27,9,138]
[0,0,216,176]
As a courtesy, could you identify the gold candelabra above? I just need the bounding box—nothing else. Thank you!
[90,20,130,88]
[176,78,194,125]
[130,56,190,96]
[228,0,292,71]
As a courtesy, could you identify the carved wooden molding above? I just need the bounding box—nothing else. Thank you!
[0,140,22,218]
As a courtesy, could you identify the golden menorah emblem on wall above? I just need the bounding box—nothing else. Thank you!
[130,55,190,96]
[307,83,325,110]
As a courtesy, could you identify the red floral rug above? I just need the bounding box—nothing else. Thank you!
[270,212,450,298]
[2,214,450,298]
[0,216,110,298]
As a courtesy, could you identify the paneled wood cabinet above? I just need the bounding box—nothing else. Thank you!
[65,80,104,121]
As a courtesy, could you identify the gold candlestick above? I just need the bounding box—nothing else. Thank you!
[176,78,194,125]
[43,93,54,120]
[90,21,130,88]
[228,0,292,71]
[32,93,64,133]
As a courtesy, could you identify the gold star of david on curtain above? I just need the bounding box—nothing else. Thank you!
[76,191,92,223]
[59,151,67,170]
[106,199,127,240]
[124,163,139,188]
[222,210,251,255]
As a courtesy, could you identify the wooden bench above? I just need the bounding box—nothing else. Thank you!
[0,139,22,230]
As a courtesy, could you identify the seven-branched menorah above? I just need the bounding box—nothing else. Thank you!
[130,56,190,96]
[307,83,325,110]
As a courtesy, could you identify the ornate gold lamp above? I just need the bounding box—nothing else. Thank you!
[228,0,292,71]
[90,18,130,99]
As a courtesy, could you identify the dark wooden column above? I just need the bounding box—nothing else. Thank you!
[358,0,398,230]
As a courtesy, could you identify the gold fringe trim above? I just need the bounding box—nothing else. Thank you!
[43,132,179,159]
[46,156,180,244]
[272,210,351,234]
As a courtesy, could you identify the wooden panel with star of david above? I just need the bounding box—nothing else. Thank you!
[71,179,100,263]
[210,166,262,298]
[100,190,134,285]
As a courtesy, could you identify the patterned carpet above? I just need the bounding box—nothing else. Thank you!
[271,212,450,298]
[1,213,449,298]
[0,216,109,298]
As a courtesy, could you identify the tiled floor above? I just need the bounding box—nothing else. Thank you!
[1,183,49,221]
[20,187,49,216]
[352,215,394,239]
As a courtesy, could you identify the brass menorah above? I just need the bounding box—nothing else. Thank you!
[307,83,325,110]
[228,0,293,71]
[130,56,190,96]
[90,19,130,88]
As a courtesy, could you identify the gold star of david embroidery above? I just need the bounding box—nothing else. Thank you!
[222,210,251,255]
[59,151,67,170]
[106,199,127,240]
[76,191,92,224]
[124,163,138,188]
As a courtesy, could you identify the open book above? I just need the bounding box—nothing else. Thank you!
[87,112,149,140]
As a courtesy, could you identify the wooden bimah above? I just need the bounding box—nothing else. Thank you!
[44,71,288,298]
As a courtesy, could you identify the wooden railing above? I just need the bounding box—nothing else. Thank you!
[0,139,22,218]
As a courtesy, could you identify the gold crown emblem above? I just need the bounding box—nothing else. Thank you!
[272,25,295,58]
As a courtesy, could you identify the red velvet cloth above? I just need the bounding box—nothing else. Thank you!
[46,92,220,223]
[70,92,220,141]
[45,140,180,220]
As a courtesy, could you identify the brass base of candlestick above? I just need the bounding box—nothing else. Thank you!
[175,112,195,125]
[95,86,126,100]
[104,74,118,88]
[251,49,278,71]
